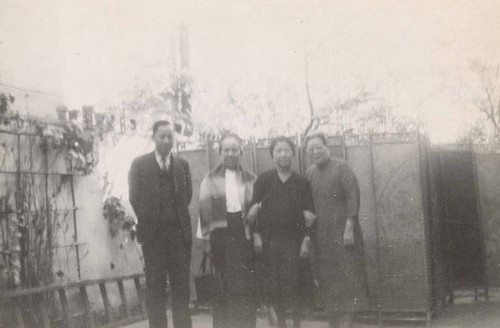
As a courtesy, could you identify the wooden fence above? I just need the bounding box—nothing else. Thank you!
[0,273,146,328]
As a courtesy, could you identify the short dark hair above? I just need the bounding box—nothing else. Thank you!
[152,120,172,136]
[305,132,328,147]
[219,132,243,154]
[269,136,295,158]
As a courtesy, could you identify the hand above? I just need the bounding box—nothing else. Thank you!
[246,203,261,224]
[303,210,316,228]
[343,220,355,250]
[253,233,263,254]
[202,239,212,257]
[299,236,310,258]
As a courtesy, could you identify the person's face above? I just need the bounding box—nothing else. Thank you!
[153,124,174,157]
[306,137,330,165]
[272,141,293,169]
[221,137,241,170]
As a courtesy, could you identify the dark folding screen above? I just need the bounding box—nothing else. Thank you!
[475,153,500,287]
[434,150,487,289]
[190,134,447,319]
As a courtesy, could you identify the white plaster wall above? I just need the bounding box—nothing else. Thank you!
[56,134,153,312]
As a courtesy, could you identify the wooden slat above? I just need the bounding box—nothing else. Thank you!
[13,297,25,328]
[0,273,145,327]
[117,280,130,317]
[28,294,39,327]
[80,286,95,328]
[99,283,113,323]
[58,288,71,328]
[0,301,6,326]
[0,273,145,300]
[134,277,146,312]
[40,298,51,328]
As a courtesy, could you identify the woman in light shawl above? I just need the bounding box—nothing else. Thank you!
[198,133,257,328]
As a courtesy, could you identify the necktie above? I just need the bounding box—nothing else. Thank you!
[161,156,167,172]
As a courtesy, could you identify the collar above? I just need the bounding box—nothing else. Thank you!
[273,168,294,183]
[213,163,240,176]
[154,150,172,168]
[210,163,254,182]
[316,157,331,170]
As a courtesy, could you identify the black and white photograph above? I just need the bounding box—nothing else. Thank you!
[1,1,500,327]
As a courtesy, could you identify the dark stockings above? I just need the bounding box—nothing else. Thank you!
[271,294,302,328]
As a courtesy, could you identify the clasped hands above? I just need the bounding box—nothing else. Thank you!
[253,209,316,258]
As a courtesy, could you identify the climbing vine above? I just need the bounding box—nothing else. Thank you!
[33,122,96,175]
[102,197,136,240]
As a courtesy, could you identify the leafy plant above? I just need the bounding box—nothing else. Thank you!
[102,197,136,239]
[34,122,96,174]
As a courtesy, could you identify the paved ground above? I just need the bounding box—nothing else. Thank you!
[125,292,500,328]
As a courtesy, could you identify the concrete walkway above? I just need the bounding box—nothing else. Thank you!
[125,294,500,328]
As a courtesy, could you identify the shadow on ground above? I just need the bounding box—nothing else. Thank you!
[125,293,500,328]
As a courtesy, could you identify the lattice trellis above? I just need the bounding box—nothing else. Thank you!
[0,116,84,290]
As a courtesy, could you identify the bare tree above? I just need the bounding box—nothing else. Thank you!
[469,61,500,144]
[303,43,323,136]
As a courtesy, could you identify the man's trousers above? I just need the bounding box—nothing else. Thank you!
[142,229,192,328]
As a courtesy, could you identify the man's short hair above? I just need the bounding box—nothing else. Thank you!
[305,132,328,147]
[269,136,295,158]
[152,120,172,136]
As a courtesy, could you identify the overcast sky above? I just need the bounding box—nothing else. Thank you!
[1,0,500,142]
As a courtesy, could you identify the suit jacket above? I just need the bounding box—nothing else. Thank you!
[128,151,193,245]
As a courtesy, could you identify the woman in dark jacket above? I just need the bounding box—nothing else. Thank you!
[248,136,315,328]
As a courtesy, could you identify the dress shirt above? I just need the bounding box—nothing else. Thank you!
[155,150,171,171]
[225,168,242,213]
[196,168,242,240]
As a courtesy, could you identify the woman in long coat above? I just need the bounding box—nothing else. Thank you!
[305,132,368,328]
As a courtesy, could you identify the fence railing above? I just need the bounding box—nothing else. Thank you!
[0,273,146,328]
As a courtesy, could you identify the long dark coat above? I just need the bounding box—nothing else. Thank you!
[306,158,368,313]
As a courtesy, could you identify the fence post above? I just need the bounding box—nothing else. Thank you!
[251,140,257,174]
[40,294,51,328]
[471,151,489,300]
[69,171,81,280]
[80,286,95,328]
[416,133,433,322]
[13,297,25,328]
[134,277,146,312]
[43,127,54,283]
[368,134,383,327]
[58,288,71,328]
[205,138,213,171]
[117,280,130,317]
[15,116,25,286]
[342,134,347,162]
[99,283,113,323]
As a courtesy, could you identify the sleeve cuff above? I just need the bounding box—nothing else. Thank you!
[196,216,210,240]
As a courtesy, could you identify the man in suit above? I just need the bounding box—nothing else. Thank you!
[129,120,193,328]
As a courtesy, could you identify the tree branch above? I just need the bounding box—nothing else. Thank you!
[485,87,500,133]
[304,49,315,136]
